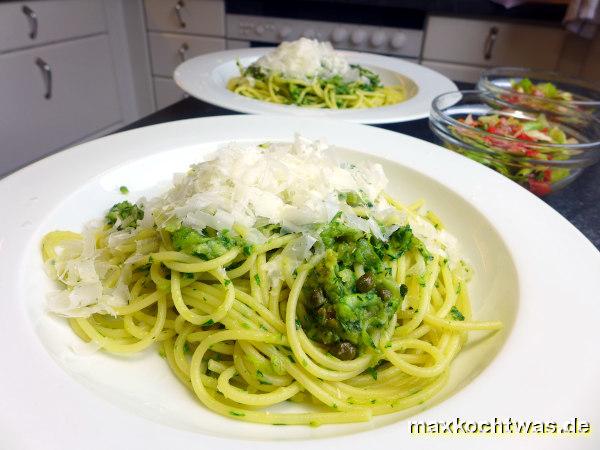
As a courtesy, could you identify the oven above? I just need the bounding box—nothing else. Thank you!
[224,1,425,61]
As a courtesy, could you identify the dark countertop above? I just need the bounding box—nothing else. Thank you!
[118,91,600,250]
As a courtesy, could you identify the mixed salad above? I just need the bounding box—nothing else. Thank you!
[498,78,592,117]
[511,78,573,101]
[450,113,577,195]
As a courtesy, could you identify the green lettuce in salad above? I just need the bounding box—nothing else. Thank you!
[511,78,573,101]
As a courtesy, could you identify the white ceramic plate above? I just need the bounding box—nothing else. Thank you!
[173,48,457,124]
[1,116,599,450]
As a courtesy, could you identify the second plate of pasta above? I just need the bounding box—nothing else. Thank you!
[174,47,457,124]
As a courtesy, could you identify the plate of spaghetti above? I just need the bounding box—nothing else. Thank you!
[1,116,599,450]
[174,39,456,123]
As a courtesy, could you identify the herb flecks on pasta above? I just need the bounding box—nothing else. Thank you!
[42,137,502,426]
[227,38,406,109]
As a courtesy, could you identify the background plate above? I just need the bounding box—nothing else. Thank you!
[174,48,457,124]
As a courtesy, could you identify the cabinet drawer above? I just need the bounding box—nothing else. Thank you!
[144,0,225,36]
[226,39,251,50]
[423,16,565,69]
[148,32,225,77]
[0,35,121,176]
[0,0,106,54]
[154,77,186,110]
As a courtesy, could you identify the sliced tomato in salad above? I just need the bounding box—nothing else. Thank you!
[456,113,575,148]
[528,178,552,196]
[450,112,574,196]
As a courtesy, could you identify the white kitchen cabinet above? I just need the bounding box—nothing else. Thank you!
[143,0,226,111]
[580,33,600,83]
[0,35,121,176]
[148,32,225,77]
[421,60,485,84]
[154,77,186,109]
[0,0,154,178]
[226,39,250,50]
[144,0,224,36]
[423,16,566,71]
[0,0,106,53]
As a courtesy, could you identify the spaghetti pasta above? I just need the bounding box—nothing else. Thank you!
[226,38,407,109]
[42,138,501,426]
[227,69,406,109]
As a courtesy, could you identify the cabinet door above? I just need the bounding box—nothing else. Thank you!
[0,35,121,177]
[580,34,600,82]
[421,61,484,83]
[148,32,225,77]
[0,0,106,53]
[144,0,225,36]
[154,77,186,109]
[423,16,565,69]
[226,39,251,50]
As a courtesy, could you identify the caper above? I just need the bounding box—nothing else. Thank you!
[316,306,336,324]
[399,284,408,297]
[326,308,336,320]
[356,272,375,293]
[377,287,393,302]
[307,288,326,309]
[330,341,358,361]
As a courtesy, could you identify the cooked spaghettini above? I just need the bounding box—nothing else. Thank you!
[227,65,406,109]
[226,38,407,109]
[42,137,501,426]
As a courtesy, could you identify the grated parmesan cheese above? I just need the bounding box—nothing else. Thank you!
[154,136,461,265]
[46,135,464,317]
[155,135,388,238]
[252,38,353,80]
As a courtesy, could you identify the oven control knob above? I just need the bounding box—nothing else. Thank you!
[370,30,387,47]
[254,24,265,35]
[303,28,316,39]
[351,29,368,45]
[390,32,406,49]
[278,26,292,39]
[331,27,349,43]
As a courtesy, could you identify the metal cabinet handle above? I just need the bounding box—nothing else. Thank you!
[483,26,499,60]
[174,0,186,29]
[22,5,38,39]
[35,57,52,99]
[178,42,189,62]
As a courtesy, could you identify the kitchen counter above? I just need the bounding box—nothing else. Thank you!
[117,90,600,250]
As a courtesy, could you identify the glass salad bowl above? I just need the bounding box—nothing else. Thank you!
[429,90,600,196]
[477,67,600,120]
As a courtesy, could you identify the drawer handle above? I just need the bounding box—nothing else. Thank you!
[174,0,186,29]
[22,5,38,40]
[35,57,52,100]
[483,26,499,60]
[178,42,189,62]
